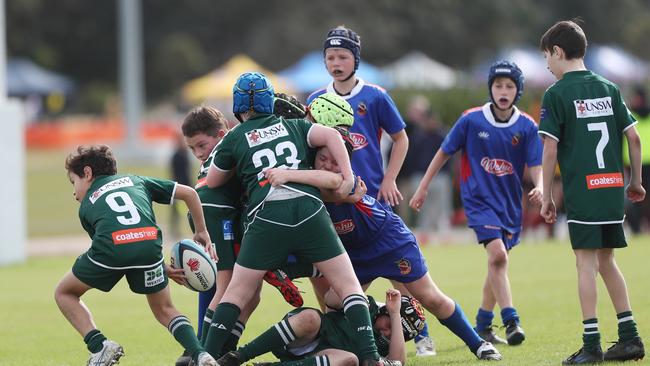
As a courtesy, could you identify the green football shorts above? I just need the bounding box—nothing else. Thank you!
[237,196,345,270]
[72,252,168,294]
[568,222,627,250]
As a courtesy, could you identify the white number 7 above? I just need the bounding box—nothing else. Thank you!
[587,122,609,169]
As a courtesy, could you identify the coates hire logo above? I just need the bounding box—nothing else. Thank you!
[89,177,134,204]
[574,97,613,119]
[246,123,289,147]
[334,219,355,235]
[349,133,368,150]
[586,173,624,190]
[186,258,200,272]
[480,157,514,176]
[111,226,158,245]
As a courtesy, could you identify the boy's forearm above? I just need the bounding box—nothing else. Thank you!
[281,169,342,190]
[384,130,408,180]
[528,165,543,189]
[541,139,558,200]
[625,128,643,184]
[175,184,207,233]
[418,149,450,190]
[387,312,407,364]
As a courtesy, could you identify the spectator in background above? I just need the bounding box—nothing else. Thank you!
[624,85,650,234]
[170,133,192,239]
[399,96,452,241]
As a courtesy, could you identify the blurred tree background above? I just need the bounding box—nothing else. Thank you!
[7,0,650,121]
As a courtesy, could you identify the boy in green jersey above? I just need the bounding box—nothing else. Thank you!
[54,145,218,366]
[539,20,646,364]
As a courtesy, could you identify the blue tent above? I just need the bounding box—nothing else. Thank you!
[279,51,390,93]
[7,58,75,97]
[585,45,649,85]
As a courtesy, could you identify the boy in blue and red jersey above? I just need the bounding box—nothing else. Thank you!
[410,60,544,346]
[307,25,408,206]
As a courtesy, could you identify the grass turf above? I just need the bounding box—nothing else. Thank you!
[1,237,649,365]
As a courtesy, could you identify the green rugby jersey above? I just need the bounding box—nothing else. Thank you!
[78,174,175,268]
[212,114,320,215]
[195,144,242,209]
[539,70,637,224]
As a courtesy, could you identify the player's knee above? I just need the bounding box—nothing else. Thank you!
[488,251,508,268]
[292,310,321,336]
[341,353,359,366]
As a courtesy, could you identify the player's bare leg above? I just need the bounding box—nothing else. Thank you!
[309,276,331,311]
[476,276,507,344]
[596,249,644,361]
[54,271,96,336]
[484,240,512,309]
[574,250,599,320]
[597,249,630,313]
[485,239,523,345]
[54,271,124,365]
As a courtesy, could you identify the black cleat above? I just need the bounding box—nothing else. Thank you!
[562,346,603,365]
[603,336,645,361]
[504,319,525,346]
[476,325,507,345]
[216,351,242,366]
[175,350,192,366]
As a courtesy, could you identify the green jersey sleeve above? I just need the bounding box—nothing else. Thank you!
[213,133,236,171]
[539,89,564,141]
[139,175,177,205]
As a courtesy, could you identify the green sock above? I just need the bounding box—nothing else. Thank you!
[239,317,297,362]
[617,311,638,341]
[280,262,319,279]
[222,320,245,353]
[274,355,330,366]
[343,294,379,361]
[582,318,600,351]
[204,302,241,358]
[168,316,203,360]
[200,308,215,345]
[83,329,107,353]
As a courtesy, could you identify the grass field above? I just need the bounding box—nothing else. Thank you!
[2,237,649,366]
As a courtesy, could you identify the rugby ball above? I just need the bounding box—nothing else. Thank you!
[170,239,217,292]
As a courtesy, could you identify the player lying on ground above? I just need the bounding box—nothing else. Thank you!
[217,289,418,366]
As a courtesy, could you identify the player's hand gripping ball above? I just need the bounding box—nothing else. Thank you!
[170,239,217,292]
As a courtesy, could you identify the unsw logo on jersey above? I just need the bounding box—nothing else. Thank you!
[574,97,613,119]
[89,177,134,204]
[334,219,355,235]
[246,123,289,147]
[480,157,514,176]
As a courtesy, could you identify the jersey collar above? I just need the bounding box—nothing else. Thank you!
[326,78,366,100]
[482,102,520,128]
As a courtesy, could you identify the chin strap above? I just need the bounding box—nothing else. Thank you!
[341,70,356,83]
